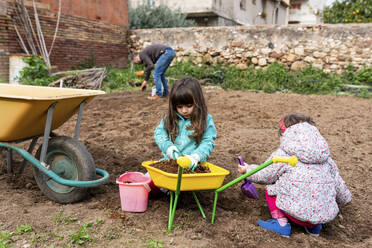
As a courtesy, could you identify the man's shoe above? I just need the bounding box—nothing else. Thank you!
[147,94,160,100]
[140,82,147,91]
[258,219,291,237]
[162,93,169,98]
[304,224,322,237]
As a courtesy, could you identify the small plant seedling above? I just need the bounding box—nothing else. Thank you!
[0,231,13,246]
[53,209,78,224]
[147,237,164,248]
[70,222,93,245]
[104,229,120,241]
[15,224,32,235]
[96,219,105,225]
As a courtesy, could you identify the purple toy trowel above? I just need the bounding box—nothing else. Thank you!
[238,156,259,199]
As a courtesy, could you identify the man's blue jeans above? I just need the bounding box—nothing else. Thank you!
[152,47,175,97]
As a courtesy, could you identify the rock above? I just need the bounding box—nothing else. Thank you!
[313,60,323,69]
[231,41,243,47]
[251,57,258,64]
[258,58,267,66]
[313,51,327,58]
[290,61,306,71]
[287,54,297,62]
[304,56,315,63]
[234,48,245,53]
[236,63,248,70]
[270,52,284,59]
[25,183,33,189]
[244,51,253,57]
[261,48,271,55]
[294,46,304,56]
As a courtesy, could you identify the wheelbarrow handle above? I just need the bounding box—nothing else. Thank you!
[272,155,298,166]
[176,156,191,168]
[215,156,298,193]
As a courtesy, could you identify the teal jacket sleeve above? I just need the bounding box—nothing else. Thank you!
[154,118,174,157]
[193,114,217,161]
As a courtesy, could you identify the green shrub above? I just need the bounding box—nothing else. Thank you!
[341,64,358,84]
[253,63,289,92]
[17,55,58,86]
[130,4,196,29]
[102,66,143,93]
[289,66,343,94]
[356,66,372,86]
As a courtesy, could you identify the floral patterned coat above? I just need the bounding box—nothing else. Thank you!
[245,122,351,224]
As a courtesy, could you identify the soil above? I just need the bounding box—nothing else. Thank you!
[150,160,211,174]
[0,89,371,248]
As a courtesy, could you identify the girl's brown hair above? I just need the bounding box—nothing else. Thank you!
[164,77,208,144]
[279,113,315,135]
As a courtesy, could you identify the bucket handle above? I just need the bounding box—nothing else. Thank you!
[143,183,151,192]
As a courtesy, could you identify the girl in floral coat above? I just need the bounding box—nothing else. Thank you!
[238,113,351,237]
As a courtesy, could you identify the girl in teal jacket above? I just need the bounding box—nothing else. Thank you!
[154,77,217,170]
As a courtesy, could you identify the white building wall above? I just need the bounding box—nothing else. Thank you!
[289,0,329,24]
[129,0,288,26]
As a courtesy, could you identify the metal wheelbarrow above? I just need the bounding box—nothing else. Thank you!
[142,155,297,230]
[0,83,109,203]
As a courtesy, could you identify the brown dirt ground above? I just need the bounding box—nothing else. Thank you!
[0,88,371,248]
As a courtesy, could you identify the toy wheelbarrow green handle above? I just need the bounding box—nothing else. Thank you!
[216,155,297,193]
[0,143,109,188]
[211,155,297,223]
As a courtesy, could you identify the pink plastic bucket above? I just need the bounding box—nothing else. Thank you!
[116,172,151,212]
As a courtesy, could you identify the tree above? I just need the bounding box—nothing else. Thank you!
[322,0,372,23]
[129,4,197,29]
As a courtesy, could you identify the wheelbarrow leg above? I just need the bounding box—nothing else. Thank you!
[211,191,218,223]
[39,102,57,166]
[168,191,174,229]
[74,99,87,140]
[168,166,183,231]
[192,192,206,219]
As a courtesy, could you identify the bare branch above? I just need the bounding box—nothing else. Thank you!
[48,0,61,56]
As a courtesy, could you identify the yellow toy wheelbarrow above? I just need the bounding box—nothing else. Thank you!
[0,83,109,203]
[143,155,297,230]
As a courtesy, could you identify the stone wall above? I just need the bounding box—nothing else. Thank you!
[129,24,372,73]
[0,0,128,82]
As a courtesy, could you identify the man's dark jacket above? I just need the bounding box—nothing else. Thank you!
[139,44,168,81]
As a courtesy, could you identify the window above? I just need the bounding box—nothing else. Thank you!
[261,0,266,11]
[240,0,246,10]
[290,3,301,9]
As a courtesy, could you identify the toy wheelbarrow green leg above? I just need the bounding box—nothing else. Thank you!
[211,156,298,223]
[168,156,206,231]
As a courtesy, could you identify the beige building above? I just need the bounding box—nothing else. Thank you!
[289,0,331,24]
[129,0,290,26]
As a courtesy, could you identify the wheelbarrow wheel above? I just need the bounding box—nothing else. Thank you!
[33,136,96,204]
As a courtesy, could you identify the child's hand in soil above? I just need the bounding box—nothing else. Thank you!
[166,145,180,160]
[238,162,248,174]
[185,154,200,171]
